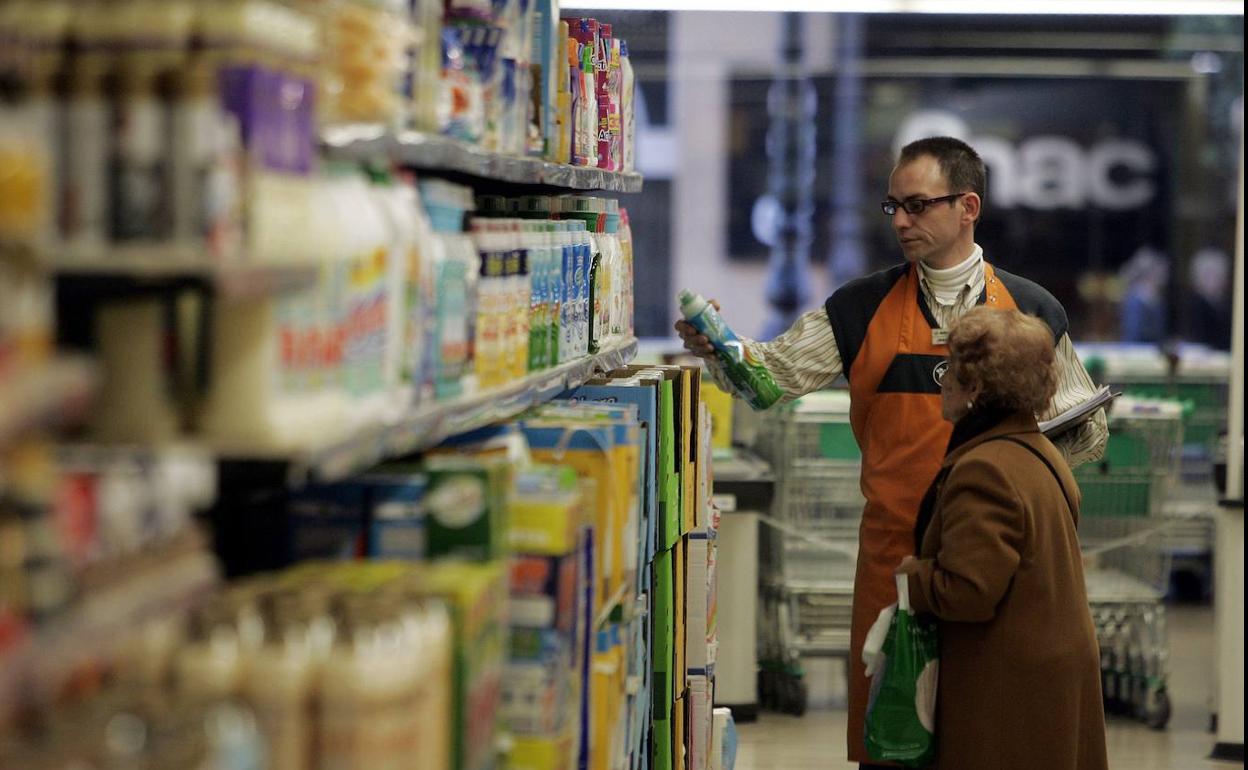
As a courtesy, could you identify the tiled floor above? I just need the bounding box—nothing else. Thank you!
[735,604,1235,770]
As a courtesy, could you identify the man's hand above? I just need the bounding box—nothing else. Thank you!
[674,299,719,360]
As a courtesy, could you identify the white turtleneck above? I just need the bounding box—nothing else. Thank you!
[918,246,984,308]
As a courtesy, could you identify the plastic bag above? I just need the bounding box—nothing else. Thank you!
[721,708,738,770]
[862,599,897,678]
[864,574,939,768]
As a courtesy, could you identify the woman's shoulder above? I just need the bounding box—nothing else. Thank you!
[951,432,1071,493]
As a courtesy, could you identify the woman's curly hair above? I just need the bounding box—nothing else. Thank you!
[948,307,1057,415]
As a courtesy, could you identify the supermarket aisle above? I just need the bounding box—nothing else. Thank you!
[735,604,1226,770]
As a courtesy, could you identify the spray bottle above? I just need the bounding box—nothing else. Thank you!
[677,290,783,410]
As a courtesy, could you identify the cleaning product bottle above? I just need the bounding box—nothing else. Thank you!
[603,199,623,338]
[677,290,783,410]
[578,45,597,167]
[619,40,635,173]
[595,23,614,171]
[565,35,581,166]
[509,219,531,379]
[554,21,572,163]
[619,207,635,335]
[524,220,545,373]
[569,220,591,357]
[557,221,575,363]
[548,220,564,366]
[61,2,113,257]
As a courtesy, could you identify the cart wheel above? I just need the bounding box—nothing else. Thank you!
[780,674,808,717]
[759,669,775,710]
[1143,687,1171,730]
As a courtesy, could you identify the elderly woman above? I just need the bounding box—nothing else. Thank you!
[896,307,1108,770]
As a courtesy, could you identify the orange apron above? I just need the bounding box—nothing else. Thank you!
[842,262,1019,763]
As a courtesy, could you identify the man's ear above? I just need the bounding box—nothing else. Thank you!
[962,192,982,225]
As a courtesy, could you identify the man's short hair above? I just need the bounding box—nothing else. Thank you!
[898,136,987,209]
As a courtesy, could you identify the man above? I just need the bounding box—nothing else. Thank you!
[676,136,1108,768]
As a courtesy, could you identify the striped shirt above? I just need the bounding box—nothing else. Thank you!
[707,247,1109,467]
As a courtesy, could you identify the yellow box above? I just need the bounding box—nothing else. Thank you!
[680,368,697,535]
[509,464,583,556]
[700,379,734,450]
[525,406,636,615]
[673,535,687,701]
[696,401,712,530]
[508,734,573,770]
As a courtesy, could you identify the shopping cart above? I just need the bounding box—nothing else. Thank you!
[1075,396,1186,729]
[752,392,862,715]
[1081,345,1230,573]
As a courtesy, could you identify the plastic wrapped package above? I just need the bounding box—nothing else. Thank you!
[318,0,413,126]
[409,0,445,131]
[439,24,486,142]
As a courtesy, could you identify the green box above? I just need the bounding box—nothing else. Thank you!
[419,456,511,560]
[1103,432,1151,471]
[651,547,674,681]
[650,547,675,770]
[818,423,860,460]
[659,380,681,550]
[651,716,672,770]
[1075,476,1152,518]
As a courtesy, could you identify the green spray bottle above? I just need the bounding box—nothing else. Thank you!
[678,290,783,410]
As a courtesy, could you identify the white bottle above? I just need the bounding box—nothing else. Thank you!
[557,224,576,363]
[243,613,316,770]
[371,181,420,418]
[318,599,420,770]
[575,222,594,357]
[604,199,625,338]
[388,594,453,770]
[470,223,501,390]
[620,41,636,173]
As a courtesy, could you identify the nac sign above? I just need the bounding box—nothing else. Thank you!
[894,110,1158,212]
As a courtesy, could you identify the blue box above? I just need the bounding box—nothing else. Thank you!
[366,474,430,560]
[287,483,368,562]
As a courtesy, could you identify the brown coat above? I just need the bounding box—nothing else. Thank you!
[906,412,1108,770]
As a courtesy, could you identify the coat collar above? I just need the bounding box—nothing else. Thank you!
[943,410,1042,468]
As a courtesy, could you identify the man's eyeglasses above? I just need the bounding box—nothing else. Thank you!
[881,193,967,216]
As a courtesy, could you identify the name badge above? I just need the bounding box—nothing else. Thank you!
[931,328,950,346]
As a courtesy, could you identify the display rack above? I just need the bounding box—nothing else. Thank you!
[322,125,645,194]
[224,336,640,485]
[53,256,320,299]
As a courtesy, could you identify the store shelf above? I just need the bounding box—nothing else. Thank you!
[53,255,320,299]
[711,448,775,483]
[0,238,43,271]
[237,336,640,484]
[0,528,220,721]
[322,125,645,194]
[0,357,96,450]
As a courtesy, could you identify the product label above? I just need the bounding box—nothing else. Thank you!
[427,475,486,530]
